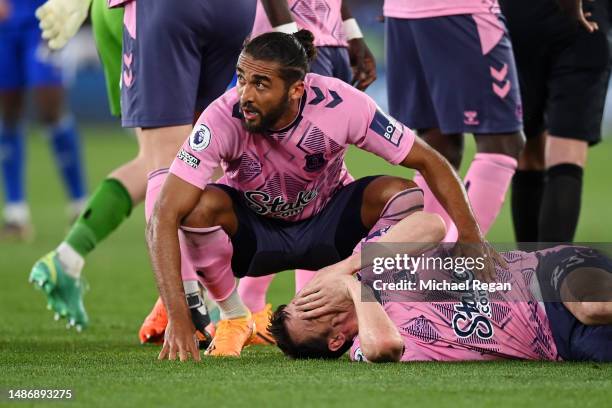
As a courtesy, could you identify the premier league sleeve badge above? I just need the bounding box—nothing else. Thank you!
[189,124,212,151]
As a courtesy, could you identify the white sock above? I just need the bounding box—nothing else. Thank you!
[183,279,199,295]
[57,242,85,279]
[202,287,220,317]
[217,288,249,320]
[183,280,209,319]
[4,202,30,225]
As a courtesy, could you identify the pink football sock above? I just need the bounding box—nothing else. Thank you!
[413,173,453,232]
[146,169,200,287]
[179,226,236,301]
[145,168,168,222]
[237,275,274,313]
[179,229,204,282]
[444,153,517,241]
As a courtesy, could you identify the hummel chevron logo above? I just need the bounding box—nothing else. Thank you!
[123,70,133,88]
[309,86,325,105]
[492,81,511,98]
[325,90,343,108]
[123,53,133,68]
[308,87,343,108]
[490,63,508,82]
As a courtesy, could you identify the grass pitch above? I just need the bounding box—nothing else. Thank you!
[1,127,612,407]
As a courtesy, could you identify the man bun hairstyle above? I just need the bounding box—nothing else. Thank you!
[292,29,317,61]
[243,29,318,86]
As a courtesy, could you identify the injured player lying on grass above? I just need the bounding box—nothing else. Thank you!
[271,240,612,363]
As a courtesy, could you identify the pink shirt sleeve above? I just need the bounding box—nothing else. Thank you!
[347,93,415,165]
[169,101,243,189]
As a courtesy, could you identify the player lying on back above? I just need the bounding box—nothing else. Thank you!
[147,29,501,360]
[271,239,612,362]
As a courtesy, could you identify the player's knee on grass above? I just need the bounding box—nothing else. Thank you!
[418,128,464,169]
[182,185,239,235]
[361,176,417,229]
[474,131,526,161]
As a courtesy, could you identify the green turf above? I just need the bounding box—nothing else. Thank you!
[1,128,612,407]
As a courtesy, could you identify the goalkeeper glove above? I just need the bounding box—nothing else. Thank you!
[36,0,92,50]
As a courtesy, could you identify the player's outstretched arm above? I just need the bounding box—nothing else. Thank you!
[345,276,404,362]
[146,174,202,362]
[341,1,376,91]
[36,0,91,50]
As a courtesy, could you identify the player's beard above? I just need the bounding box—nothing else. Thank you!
[243,93,291,134]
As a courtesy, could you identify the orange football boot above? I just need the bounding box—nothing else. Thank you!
[204,313,254,357]
[247,303,276,346]
[139,297,168,344]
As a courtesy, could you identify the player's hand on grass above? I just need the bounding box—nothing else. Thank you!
[158,316,201,362]
[558,0,599,32]
[294,272,354,319]
[348,38,377,91]
[36,0,91,50]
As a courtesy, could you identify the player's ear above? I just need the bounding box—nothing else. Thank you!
[327,332,346,352]
[288,80,305,102]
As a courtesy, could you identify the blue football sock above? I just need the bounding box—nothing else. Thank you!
[0,124,26,204]
[49,117,86,201]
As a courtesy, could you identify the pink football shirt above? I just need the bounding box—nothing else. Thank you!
[170,73,415,222]
[251,0,347,47]
[383,0,500,19]
[350,250,559,362]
